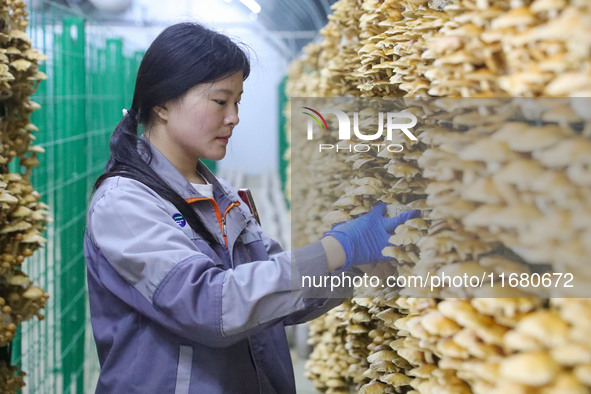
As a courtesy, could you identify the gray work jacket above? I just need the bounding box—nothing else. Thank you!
[83,141,348,393]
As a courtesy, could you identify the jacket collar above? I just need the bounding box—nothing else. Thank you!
[139,135,226,201]
[137,135,248,260]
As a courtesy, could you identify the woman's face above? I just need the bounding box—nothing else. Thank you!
[155,71,243,162]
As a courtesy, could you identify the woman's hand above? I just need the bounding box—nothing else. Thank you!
[322,202,420,271]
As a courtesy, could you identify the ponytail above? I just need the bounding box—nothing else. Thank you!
[94,109,217,245]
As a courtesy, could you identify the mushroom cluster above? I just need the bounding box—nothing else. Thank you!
[285,0,591,392]
[417,98,591,298]
[0,0,50,392]
[305,301,356,393]
[319,0,591,97]
[289,98,427,250]
[0,361,25,393]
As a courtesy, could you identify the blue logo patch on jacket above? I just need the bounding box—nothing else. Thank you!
[172,213,186,227]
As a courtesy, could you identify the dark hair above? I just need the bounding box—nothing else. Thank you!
[95,22,250,245]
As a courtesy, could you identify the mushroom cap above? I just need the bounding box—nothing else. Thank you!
[322,210,351,226]
[8,275,32,286]
[491,204,544,229]
[3,173,23,182]
[546,72,591,96]
[508,125,566,153]
[493,159,546,188]
[353,176,383,188]
[542,105,582,123]
[500,351,559,386]
[503,330,543,353]
[567,162,591,187]
[407,199,427,209]
[0,192,18,203]
[492,7,535,29]
[22,287,45,300]
[404,217,428,230]
[378,372,412,387]
[27,145,45,153]
[23,48,48,61]
[463,205,504,228]
[436,338,470,359]
[531,0,567,12]
[9,58,32,72]
[386,162,420,179]
[346,184,381,196]
[10,206,32,217]
[375,308,402,326]
[389,178,413,193]
[533,139,591,168]
[408,364,437,378]
[492,122,530,142]
[529,171,574,194]
[455,359,500,382]
[350,205,370,216]
[382,245,408,261]
[459,139,519,163]
[28,69,48,81]
[24,123,39,132]
[574,364,591,386]
[351,310,371,323]
[0,221,32,233]
[367,349,397,364]
[389,228,422,245]
[347,323,368,334]
[324,378,347,389]
[438,300,481,328]
[333,195,358,208]
[359,380,389,394]
[516,311,569,346]
[369,360,398,374]
[21,229,47,244]
[30,211,48,222]
[25,100,42,110]
[437,261,488,282]
[551,343,591,366]
[461,178,504,204]
[421,310,461,337]
[4,46,21,55]
[9,29,30,41]
[353,158,376,170]
[480,256,531,276]
[20,157,40,167]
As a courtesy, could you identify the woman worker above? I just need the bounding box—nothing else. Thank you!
[83,22,418,393]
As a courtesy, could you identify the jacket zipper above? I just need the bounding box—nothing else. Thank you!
[185,197,260,389]
[185,197,240,248]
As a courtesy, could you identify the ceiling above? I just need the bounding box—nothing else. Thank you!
[29,0,338,60]
[246,0,337,58]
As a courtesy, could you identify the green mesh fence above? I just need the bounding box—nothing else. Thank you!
[278,76,289,209]
[11,2,144,392]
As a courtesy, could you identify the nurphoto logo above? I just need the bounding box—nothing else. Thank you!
[302,106,418,153]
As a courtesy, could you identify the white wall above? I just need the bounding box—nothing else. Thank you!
[219,27,288,174]
[97,0,289,174]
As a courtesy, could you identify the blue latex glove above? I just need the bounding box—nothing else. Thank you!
[323,202,421,271]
